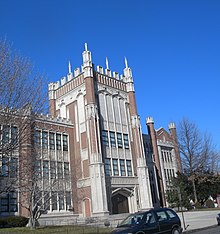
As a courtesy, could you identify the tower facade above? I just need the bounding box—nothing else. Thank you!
[48,45,153,216]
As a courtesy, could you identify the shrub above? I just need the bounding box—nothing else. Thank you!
[0,216,28,228]
[194,201,202,209]
[206,199,215,208]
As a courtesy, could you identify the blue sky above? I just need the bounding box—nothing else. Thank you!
[1,0,220,148]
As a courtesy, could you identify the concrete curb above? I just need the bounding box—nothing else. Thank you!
[183,224,218,233]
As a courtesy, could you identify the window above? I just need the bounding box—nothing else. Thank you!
[42,131,48,149]
[120,159,126,176]
[104,158,111,176]
[44,191,50,211]
[126,160,132,176]
[145,212,156,224]
[64,162,70,179]
[156,211,168,221]
[66,191,71,209]
[117,133,123,148]
[2,157,9,177]
[35,160,42,178]
[50,161,56,179]
[2,126,10,144]
[9,158,17,178]
[110,131,116,148]
[166,209,177,219]
[123,134,129,149]
[57,162,63,179]
[52,191,57,210]
[0,192,17,212]
[112,159,119,176]
[43,161,49,179]
[56,133,61,150]
[49,132,55,150]
[34,130,41,146]
[11,126,18,145]
[59,192,64,210]
[63,134,68,151]
[102,130,109,147]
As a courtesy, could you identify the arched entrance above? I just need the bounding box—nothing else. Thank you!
[112,193,129,214]
[83,198,91,217]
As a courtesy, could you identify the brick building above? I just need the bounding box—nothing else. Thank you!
[0,44,181,219]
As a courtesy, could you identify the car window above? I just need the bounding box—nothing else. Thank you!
[156,211,167,221]
[145,212,156,224]
[166,210,177,219]
[120,213,144,225]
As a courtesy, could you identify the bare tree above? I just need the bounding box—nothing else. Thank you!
[0,38,47,215]
[177,118,218,202]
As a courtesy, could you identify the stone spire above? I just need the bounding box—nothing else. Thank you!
[123,57,134,92]
[105,57,111,76]
[68,61,72,74]
[105,57,109,69]
[82,43,93,77]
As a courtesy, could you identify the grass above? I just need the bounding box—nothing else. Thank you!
[0,225,113,234]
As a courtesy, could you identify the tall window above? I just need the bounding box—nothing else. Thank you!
[11,126,18,145]
[52,192,57,210]
[104,158,111,176]
[123,134,129,149]
[34,130,41,146]
[57,162,63,179]
[117,133,123,148]
[110,131,116,148]
[63,135,68,151]
[50,161,56,179]
[2,126,10,144]
[56,133,61,150]
[43,161,49,179]
[64,162,70,179]
[66,191,71,209]
[59,191,64,210]
[120,159,126,176]
[102,130,109,146]
[112,159,119,176]
[49,132,55,150]
[126,160,132,176]
[35,160,42,178]
[42,131,48,149]
[2,157,9,177]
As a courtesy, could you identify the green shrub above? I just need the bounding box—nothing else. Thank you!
[206,199,215,208]
[0,216,28,228]
[194,201,202,209]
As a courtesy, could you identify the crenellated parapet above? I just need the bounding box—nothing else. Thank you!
[35,113,72,125]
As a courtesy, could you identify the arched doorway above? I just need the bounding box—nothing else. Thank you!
[83,198,91,217]
[111,192,129,214]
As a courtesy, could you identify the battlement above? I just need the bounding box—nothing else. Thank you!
[168,122,176,129]
[48,45,134,91]
[146,117,154,124]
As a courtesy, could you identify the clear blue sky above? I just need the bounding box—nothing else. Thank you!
[1,0,220,148]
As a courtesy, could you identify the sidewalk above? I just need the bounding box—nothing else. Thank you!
[178,210,219,232]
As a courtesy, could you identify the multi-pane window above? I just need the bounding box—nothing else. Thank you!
[120,159,126,176]
[63,135,68,151]
[117,133,123,148]
[35,160,42,178]
[44,191,50,211]
[2,126,10,144]
[56,133,61,150]
[49,132,55,150]
[64,162,70,179]
[112,159,119,176]
[50,161,56,179]
[52,192,57,210]
[2,157,9,177]
[58,191,64,210]
[126,160,132,176]
[9,158,17,178]
[66,191,71,209]
[11,127,18,145]
[102,130,109,147]
[43,161,49,179]
[123,134,129,149]
[104,158,111,176]
[0,192,17,212]
[42,131,48,149]
[110,131,116,148]
[57,162,63,179]
[34,130,41,146]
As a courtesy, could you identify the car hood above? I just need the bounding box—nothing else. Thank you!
[111,226,134,233]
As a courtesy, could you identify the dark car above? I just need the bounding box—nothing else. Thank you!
[111,207,182,234]
[217,213,220,225]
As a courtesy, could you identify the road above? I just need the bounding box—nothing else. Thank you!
[187,225,220,233]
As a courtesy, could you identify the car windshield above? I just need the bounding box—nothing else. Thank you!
[119,213,144,226]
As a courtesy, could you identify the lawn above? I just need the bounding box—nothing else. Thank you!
[0,225,113,234]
